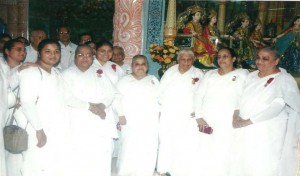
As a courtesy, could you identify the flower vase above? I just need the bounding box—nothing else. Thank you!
[158,64,169,78]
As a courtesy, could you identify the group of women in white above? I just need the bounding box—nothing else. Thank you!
[0,37,300,176]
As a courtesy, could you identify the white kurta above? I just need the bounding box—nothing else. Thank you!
[115,74,160,176]
[63,65,116,176]
[92,60,125,85]
[157,64,204,176]
[93,59,125,158]
[57,41,77,71]
[19,67,87,176]
[24,45,38,63]
[0,63,8,176]
[194,68,248,176]
[120,63,132,75]
[229,69,300,176]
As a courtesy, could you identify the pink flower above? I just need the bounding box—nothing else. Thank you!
[264,77,274,87]
[192,77,199,84]
[112,64,116,72]
[96,69,103,77]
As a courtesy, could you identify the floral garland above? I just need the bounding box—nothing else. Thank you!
[149,39,179,65]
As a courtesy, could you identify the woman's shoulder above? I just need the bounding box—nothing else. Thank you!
[234,68,249,76]
[19,66,41,77]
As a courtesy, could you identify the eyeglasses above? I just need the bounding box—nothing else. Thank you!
[77,53,93,58]
[59,31,69,35]
[11,47,26,53]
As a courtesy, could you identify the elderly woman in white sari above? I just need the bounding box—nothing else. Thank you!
[115,55,160,176]
[63,45,116,176]
[230,47,300,176]
[194,47,248,176]
[157,49,204,176]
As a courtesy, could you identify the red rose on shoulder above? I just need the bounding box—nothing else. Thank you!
[112,64,117,72]
[96,69,103,77]
[192,77,199,85]
[264,77,274,87]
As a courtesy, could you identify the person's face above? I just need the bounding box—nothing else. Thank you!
[75,47,93,71]
[88,43,96,55]
[96,45,113,63]
[217,49,235,71]
[58,27,70,43]
[242,19,249,27]
[294,19,300,26]
[193,12,201,21]
[178,53,193,73]
[211,16,217,24]
[112,48,125,64]
[6,42,26,63]
[256,24,261,31]
[79,35,92,45]
[132,57,148,78]
[39,44,61,66]
[31,31,46,49]
[256,50,279,73]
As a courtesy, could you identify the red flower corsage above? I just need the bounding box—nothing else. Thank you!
[192,78,199,84]
[96,69,103,77]
[112,64,116,72]
[264,77,274,87]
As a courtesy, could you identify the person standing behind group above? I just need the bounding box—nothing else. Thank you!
[112,46,132,74]
[115,55,159,176]
[24,29,47,63]
[194,47,248,176]
[57,25,77,71]
[19,39,104,176]
[63,45,116,176]
[78,32,92,45]
[157,49,204,176]
[230,47,300,176]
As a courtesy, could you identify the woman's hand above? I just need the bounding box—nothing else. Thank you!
[89,103,106,119]
[119,116,127,125]
[36,129,47,148]
[196,118,209,132]
[232,116,253,128]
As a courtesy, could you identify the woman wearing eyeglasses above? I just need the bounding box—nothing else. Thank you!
[63,45,116,176]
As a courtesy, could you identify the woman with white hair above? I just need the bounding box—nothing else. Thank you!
[157,49,204,176]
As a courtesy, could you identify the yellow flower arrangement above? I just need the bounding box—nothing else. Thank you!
[149,39,179,65]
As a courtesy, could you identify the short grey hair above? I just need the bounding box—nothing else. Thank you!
[113,46,125,56]
[131,54,149,66]
[177,49,195,62]
[259,47,281,60]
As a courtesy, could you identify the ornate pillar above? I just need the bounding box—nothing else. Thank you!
[17,0,27,38]
[7,3,18,38]
[258,1,267,33]
[164,0,176,41]
[217,0,227,35]
[113,0,143,64]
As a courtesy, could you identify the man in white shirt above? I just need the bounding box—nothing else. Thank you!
[57,25,77,71]
[23,29,46,63]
